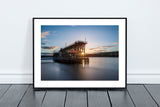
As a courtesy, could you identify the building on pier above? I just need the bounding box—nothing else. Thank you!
[53,40,89,64]
[59,40,87,57]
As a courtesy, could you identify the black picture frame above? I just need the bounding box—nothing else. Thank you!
[33,17,127,89]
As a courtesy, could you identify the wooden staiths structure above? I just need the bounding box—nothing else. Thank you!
[59,40,87,57]
[54,40,89,64]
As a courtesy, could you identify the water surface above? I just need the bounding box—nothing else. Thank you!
[41,57,118,80]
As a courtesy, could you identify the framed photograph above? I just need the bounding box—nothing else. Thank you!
[33,18,127,88]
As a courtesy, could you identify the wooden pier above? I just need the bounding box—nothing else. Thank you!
[54,40,89,64]
[54,57,89,64]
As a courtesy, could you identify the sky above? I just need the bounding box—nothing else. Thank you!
[41,25,119,56]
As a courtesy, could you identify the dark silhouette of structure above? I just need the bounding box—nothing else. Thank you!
[53,40,89,64]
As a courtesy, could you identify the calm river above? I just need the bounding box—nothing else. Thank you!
[41,57,118,80]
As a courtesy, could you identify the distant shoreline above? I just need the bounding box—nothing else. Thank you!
[41,51,118,58]
[41,56,118,58]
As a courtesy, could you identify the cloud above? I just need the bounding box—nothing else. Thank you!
[41,43,48,45]
[86,45,117,53]
[93,49,106,52]
[41,46,58,50]
[41,53,53,56]
[41,31,50,38]
[53,31,56,33]
[43,39,48,41]
[89,46,117,50]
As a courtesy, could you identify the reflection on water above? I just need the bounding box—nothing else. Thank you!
[82,59,85,68]
[41,57,118,80]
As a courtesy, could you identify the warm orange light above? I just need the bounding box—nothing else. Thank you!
[81,52,84,55]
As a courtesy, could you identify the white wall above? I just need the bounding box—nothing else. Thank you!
[0,0,160,83]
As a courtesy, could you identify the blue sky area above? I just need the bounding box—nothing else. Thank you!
[41,25,119,55]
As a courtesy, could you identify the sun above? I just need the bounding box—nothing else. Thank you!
[81,52,84,55]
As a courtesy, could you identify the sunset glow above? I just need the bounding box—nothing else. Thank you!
[41,25,119,56]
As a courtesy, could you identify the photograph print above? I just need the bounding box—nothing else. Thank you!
[33,18,126,88]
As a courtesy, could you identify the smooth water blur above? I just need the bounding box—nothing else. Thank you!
[41,57,118,80]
